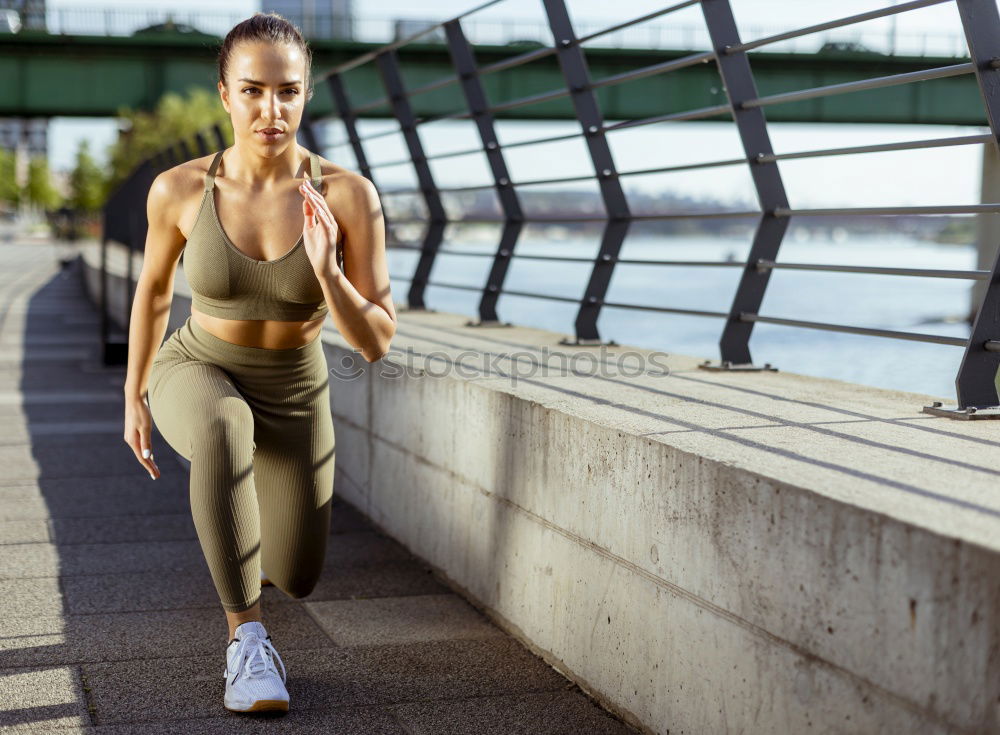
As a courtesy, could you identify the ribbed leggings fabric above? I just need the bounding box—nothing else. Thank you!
[147,315,335,612]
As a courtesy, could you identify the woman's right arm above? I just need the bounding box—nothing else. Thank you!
[123,168,188,480]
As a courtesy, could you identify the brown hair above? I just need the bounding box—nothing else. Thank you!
[218,12,314,102]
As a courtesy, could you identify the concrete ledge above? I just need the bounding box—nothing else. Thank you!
[82,241,1000,734]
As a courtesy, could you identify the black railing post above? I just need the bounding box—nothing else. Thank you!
[299,107,322,153]
[699,0,787,372]
[924,0,1000,417]
[544,0,630,345]
[444,18,523,327]
[327,73,375,183]
[376,48,447,311]
[211,123,226,152]
[193,131,211,157]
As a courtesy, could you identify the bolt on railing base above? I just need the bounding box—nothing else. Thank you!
[558,337,618,347]
[698,359,779,372]
[464,319,513,328]
[921,401,1000,419]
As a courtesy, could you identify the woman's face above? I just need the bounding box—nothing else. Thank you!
[219,41,307,153]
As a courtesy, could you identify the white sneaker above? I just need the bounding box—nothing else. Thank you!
[222,621,289,713]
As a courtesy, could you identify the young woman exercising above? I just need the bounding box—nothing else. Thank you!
[122,12,396,713]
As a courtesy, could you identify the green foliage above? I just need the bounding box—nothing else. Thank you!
[25,155,61,210]
[105,86,233,197]
[69,140,106,212]
[0,149,18,206]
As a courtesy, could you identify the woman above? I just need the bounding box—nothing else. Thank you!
[121,12,396,714]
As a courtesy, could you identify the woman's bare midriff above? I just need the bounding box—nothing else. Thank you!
[191,307,325,349]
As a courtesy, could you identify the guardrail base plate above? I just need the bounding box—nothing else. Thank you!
[465,319,513,328]
[921,402,1000,419]
[558,337,618,347]
[698,360,778,372]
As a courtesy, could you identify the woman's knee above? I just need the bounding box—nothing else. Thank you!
[274,571,320,600]
[194,396,255,448]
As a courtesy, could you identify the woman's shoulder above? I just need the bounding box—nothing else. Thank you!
[311,153,376,202]
[150,153,217,204]
[147,153,219,236]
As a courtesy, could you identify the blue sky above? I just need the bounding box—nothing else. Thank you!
[47,1,986,208]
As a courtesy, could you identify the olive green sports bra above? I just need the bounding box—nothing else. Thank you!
[182,149,331,322]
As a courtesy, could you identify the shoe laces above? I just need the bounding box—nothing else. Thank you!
[228,632,286,684]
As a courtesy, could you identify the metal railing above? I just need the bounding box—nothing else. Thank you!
[32,4,970,57]
[310,0,1000,419]
[99,0,1000,420]
[98,125,229,364]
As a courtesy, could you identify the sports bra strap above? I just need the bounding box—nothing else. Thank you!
[309,151,322,190]
[204,150,320,191]
[204,151,223,192]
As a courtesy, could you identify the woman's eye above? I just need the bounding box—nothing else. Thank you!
[240,88,298,95]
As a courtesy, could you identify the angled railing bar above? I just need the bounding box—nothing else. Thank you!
[377,47,447,310]
[544,0,632,345]
[699,0,791,373]
[757,261,991,279]
[743,314,968,347]
[775,204,1000,215]
[319,0,506,77]
[744,63,975,110]
[327,73,376,183]
[728,0,953,55]
[758,133,995,163]
[605,103,733,131]
[384,209,760,224]
[591,51,717,90]
[576,0,702,45]
[444,18,525,327]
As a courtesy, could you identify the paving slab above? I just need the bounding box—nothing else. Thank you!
[0,603,326,670]
[81,638,570,725]
[0,243,637,733]
[306,594,506,646]
[0,665,90,731]
[393,690,636,735]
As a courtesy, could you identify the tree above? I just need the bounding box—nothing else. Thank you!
[0,149,18,206]
[24,155,61,210]
[105,86,233,198]
[68,139,105,212]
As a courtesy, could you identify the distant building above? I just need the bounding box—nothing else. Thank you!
[262,0,353,40]
[0,1,49,158]
[0,0,44,31]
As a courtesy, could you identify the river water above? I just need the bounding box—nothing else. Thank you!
[388,232,980,401]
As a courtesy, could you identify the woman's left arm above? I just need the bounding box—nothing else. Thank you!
[300,175,397,362]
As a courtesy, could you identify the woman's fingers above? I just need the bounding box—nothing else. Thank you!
[126,428,157,479]
[303,198,316,229]
[141,430,160,479]
[299,181,335,230]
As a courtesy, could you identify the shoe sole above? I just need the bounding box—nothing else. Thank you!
[226,699,288,713]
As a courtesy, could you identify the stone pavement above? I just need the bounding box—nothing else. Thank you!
[0,240,637,734]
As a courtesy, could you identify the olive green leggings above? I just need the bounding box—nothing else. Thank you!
[147,315,335,612]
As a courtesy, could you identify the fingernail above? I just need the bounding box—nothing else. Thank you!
[149,473,155,480]
[142,448,150,458]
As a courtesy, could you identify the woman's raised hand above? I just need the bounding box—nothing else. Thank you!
[124,396,160,480]
[299,179,342,276]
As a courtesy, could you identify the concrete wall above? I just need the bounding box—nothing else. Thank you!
[83,242,1000,735]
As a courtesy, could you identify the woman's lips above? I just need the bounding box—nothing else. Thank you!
[258,129,284,141]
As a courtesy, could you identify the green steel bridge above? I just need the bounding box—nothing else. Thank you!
[0,30,988,125]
